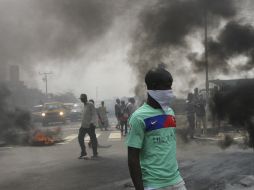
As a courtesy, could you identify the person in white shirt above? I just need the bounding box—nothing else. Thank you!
[78,94,98,159]
[97,101,109,131]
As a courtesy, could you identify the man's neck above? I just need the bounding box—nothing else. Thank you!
[146,94,161,109]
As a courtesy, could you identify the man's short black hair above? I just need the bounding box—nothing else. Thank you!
[145,66,173,89]
[89,99,95,104]
[80,94,87,99]
[187,93,194,101]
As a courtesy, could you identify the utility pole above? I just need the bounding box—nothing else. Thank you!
[39,72,52,97]
[204,4,210,134]
[96,86,98,103]
[204,5,209,103]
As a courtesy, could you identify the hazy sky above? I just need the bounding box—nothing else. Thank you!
[1,0,141,100]
[30,12,136,100]
[1,0,254,100]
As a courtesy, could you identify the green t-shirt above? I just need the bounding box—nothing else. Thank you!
[126,103,183,189]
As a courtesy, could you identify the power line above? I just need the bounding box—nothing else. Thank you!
[39,72,53,97]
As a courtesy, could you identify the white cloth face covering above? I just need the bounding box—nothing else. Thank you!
[147,90,175,112]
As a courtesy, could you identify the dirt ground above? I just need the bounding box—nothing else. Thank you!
[175,114,254,190]
[176,137,254,190]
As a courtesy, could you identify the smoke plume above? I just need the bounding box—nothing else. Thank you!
[0,85,31,144]
[192,21,254,73]
[128,0,236,97]
[210,80,254,148]
[0,0,119,77]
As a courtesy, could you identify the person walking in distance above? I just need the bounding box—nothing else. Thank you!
[186,93,195,139]
[126,66,186,190]
[195,94,207,136]
[78,94,98,159]
[88,99,99,148]
[120,100,128,136]
[97,101,109,131]
[126,97,137,118]
[115,98,121,129]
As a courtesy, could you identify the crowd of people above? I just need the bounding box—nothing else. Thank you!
[77,66,187,189]
[77,85,206,159]
[77,84,216,162]
[114,97,137,136]
[77,94,138,159]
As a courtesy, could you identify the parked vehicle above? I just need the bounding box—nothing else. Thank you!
[63,103,75,120]
[69,103,83,122]
[31,105,43,123]
[41,102,67,126]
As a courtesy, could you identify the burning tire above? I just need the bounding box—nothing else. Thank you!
[30,131,54,145]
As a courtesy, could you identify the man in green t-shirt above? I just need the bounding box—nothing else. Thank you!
[126,66,186,190]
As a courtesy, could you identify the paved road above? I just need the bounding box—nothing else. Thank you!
[0,122,132,190]
[1,122,254,190]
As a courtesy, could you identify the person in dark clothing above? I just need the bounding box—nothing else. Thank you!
[195,94,207,135]
[126,97,137,118]
[115,98,121,129]
[120,100,128,136]
[210,86,222,131]
[186,93,195,139]
[78,94,98,159]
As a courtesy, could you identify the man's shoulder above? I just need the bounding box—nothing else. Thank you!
[128,106,149,130]
[115,104,120,108]
[87,102,95,108]
[130,104,153,120]
[167,107,175,116]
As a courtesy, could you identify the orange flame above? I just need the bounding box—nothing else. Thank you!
[32,130,55,145]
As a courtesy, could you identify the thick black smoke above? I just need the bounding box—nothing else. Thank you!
[136,0,235,48]
[210,80,254,148]
[0,85,31,144]
[192,21,254,72]
[129,0,236,96]
[0,0,119,75]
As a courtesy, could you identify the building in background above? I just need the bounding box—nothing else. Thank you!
[9,65,20,83]
[0,64,7,82]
